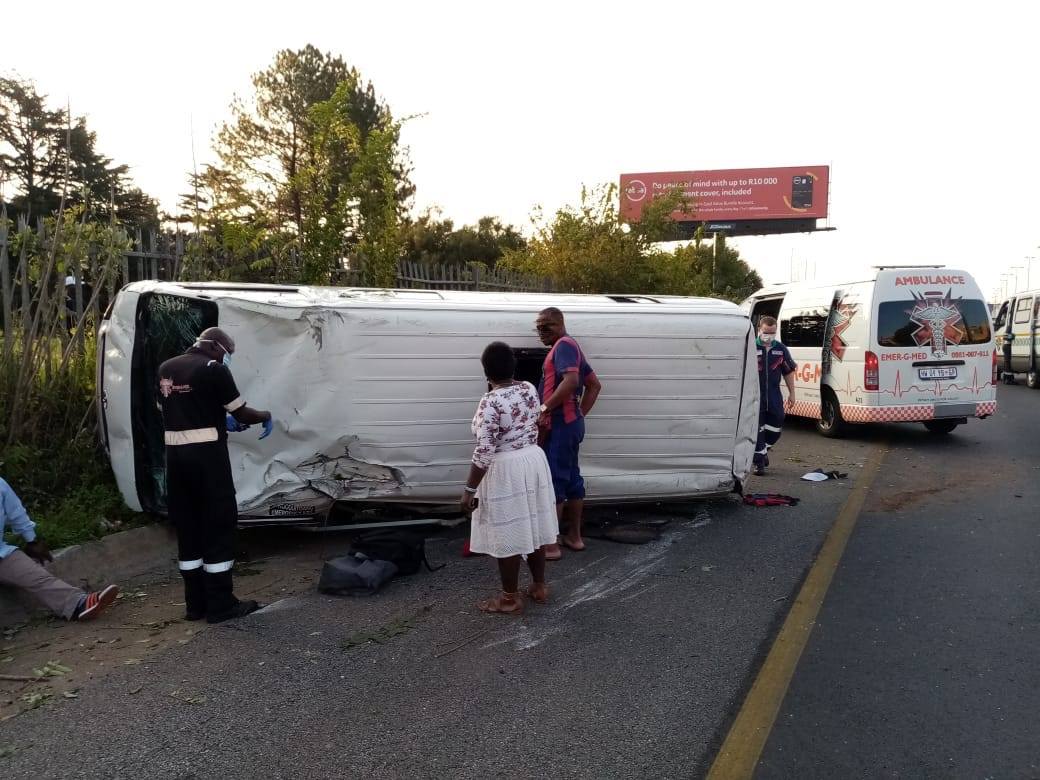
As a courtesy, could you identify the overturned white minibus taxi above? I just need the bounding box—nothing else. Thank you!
[98,282,759,527]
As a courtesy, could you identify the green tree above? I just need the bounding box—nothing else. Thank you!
[502,184,687,294]
[0,77,159,229]
[297,81,407,284]
[658,237,762,301]
[62,119,160,230]
[400,212,526,268]
[0,77,65,217]
[204,45,412,237]
[502,183,760,301]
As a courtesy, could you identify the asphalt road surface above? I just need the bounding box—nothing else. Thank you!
[1,384,1037,778]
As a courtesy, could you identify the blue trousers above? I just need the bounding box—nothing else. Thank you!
[541,418,585,502]
[754,406,785,467]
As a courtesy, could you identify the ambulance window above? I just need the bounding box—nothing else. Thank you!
[781,309,828,348]
[1014,297,1033,325]
[876,298,992,346]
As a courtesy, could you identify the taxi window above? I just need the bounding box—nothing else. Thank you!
[1014,297,1033,325]
[993,302,1009,331]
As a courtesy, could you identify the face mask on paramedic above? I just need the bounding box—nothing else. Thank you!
[758,332,775,344]
[197,338,232,366]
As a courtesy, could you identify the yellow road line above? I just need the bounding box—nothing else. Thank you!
[707,444,887,780]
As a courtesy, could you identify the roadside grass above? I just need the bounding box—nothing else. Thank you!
[1,338,145,550]
[0,436,144,550]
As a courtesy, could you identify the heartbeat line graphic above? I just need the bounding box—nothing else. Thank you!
[839,367,993,398]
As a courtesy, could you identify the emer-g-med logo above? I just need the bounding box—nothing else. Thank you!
[907,290,965,359]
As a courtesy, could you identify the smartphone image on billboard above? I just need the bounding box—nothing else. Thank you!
[791,175,814,209]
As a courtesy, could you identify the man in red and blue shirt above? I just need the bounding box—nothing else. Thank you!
[535,307,602,559]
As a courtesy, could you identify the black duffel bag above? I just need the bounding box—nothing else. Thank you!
[348,530,444,577]
[318,553,398,597]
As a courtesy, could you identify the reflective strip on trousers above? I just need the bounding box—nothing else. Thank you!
[203,560,234,574]
[178,558,203,571]
[165,428,218,445]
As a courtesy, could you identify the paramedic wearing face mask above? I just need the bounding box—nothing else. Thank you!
[157,327,274,623]
[754,316,797,477]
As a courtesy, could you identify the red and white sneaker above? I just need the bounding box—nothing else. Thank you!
[76,584,119,621]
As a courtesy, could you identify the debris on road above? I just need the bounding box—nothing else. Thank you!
[743,493,801,507]
[31,661,70,679]
[801,469,848,481]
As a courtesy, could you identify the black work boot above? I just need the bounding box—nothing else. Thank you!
[207,599,261,624]
[181,569,207,621]
[204,570,260,623]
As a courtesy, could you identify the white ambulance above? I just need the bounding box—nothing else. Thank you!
[742,266,997,437]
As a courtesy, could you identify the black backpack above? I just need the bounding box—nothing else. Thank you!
[349,530,444,577]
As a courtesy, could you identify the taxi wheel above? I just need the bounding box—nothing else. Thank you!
[816,392,845,438]
[923,420,959,435]
[1027,370,1040,389]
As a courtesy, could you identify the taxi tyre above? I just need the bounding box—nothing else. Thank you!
[816,390,846,439]
[923,419,959,435]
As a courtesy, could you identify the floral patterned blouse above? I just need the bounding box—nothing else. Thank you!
[470,381,541,469]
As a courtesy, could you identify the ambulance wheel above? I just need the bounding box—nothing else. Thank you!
[1027,370,1040,389]
[923,420,959,435]
[816,392,845,438]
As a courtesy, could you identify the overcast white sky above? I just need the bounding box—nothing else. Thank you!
[4,0,1038,300]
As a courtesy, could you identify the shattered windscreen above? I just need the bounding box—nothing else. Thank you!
[132,293,218,512]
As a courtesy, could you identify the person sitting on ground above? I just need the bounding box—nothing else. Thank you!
[460,342,559,615]
[0,476,119,621]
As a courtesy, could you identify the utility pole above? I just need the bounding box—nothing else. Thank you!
[1009,265,1025,294]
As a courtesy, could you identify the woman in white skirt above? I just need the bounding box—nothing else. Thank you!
[460,342,559,615]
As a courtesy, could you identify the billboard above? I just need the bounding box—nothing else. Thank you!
[620,165,830,224]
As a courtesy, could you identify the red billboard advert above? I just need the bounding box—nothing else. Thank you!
[619,165,830,223]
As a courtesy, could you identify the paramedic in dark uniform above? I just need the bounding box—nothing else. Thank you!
[157,327,274,623]
[754,316,797,477]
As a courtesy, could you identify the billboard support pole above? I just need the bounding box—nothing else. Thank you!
[711,231,722,294]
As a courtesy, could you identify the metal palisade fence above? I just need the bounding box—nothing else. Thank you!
[1,204,550,365]
[381,261,550,292]
[0,204,135,447]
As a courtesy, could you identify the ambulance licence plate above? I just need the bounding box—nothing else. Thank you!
[919,366,957,380]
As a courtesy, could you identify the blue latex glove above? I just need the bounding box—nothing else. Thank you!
[226,413,249,433]
[259,417,274,440]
